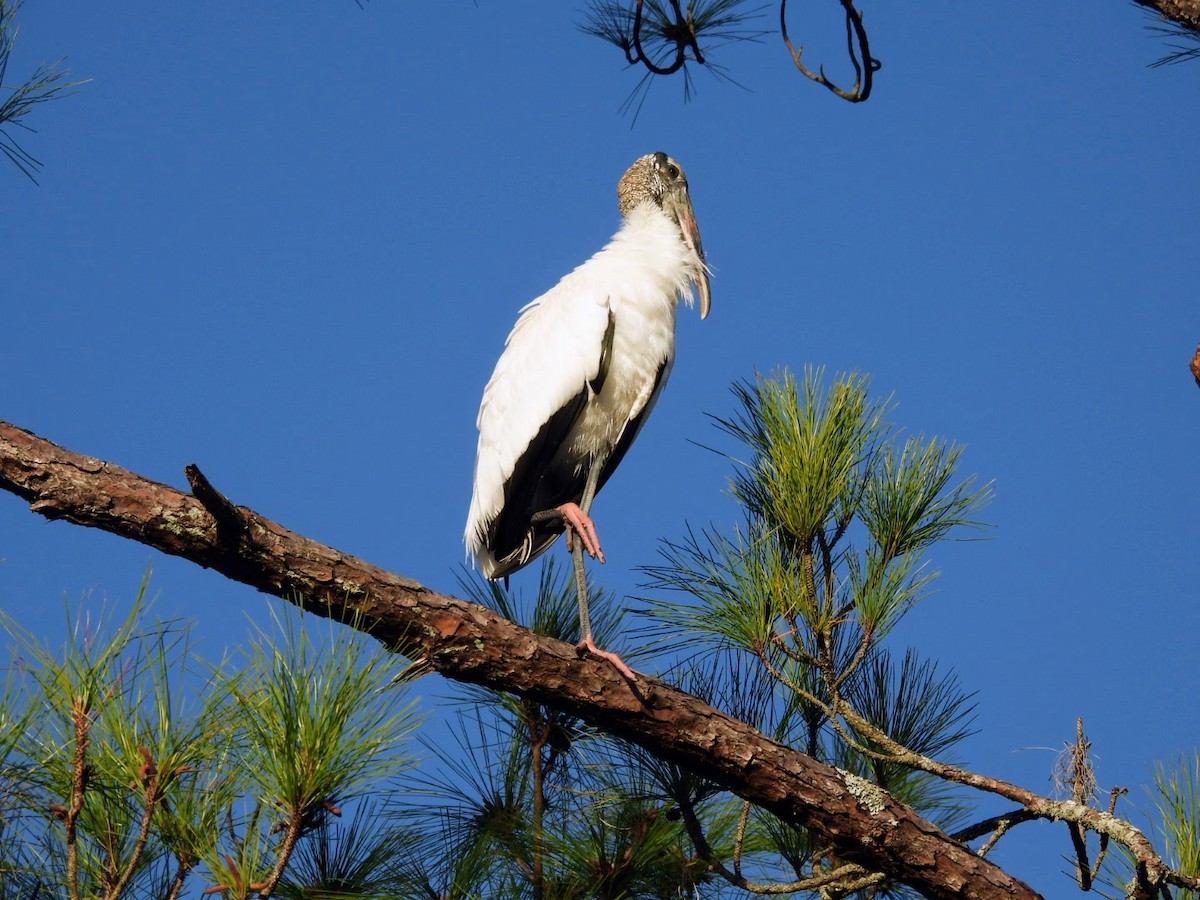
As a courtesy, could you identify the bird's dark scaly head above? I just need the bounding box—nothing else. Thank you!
[618,151,711,320]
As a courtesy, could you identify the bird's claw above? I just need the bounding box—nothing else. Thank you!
[578,637,636,680]
[558,502,605,564]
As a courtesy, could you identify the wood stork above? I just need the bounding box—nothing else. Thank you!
[465,152,710,678]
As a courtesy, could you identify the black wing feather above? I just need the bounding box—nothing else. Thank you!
[596,357,670,496]
[486,310,617,580]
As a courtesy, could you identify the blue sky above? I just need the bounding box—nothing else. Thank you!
[3,1,1198,893]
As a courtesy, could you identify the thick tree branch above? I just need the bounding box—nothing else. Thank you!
[0,419,1037,898]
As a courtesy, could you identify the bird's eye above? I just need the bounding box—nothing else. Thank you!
[666,163,680,179]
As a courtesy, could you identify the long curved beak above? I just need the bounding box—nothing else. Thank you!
[666,189,711,320]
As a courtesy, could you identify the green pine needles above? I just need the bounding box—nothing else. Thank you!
[405,560,713,899]
[0,577,419,900]
[1148,753,1200,895]
[0,0,88,182]
[648,366,992,665]
[640,368,992,888]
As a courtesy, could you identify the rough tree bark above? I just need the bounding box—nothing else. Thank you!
[6,418,1172,900]
[1132,0,1200,33]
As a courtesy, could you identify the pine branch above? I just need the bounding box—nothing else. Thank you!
[0,0,87,182]
[0,417,1038,899]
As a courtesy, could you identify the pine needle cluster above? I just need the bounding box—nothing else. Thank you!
[0,0,87,182]
[0,577,419,899]
[638,367,991,892]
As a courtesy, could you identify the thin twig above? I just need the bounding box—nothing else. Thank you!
[107,747,164,899]
[757,642,836,719]
[1068,821,1092,891]
[952,808,1038,844]
[632,0,690,74]
[977,817,1013,858]
[1091,787,1126,880]
[829,626,873,694]
[1064,718,1096,889]
[732,799,751,876]
[256,806,304,898]
[164,861,193,900]
[831,702,1177,896]
[628,0,700,75]
[779,0,879,102]
[675,792,884,894]
[65,699,90,900]
[524,700,548,900]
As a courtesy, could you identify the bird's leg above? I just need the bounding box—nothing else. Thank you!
[571,459,636,681]
[573,455,604,646]
[570,536,634,680]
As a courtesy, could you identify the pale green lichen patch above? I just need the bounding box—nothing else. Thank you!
[841,770,890,817]
[159,504,209,538]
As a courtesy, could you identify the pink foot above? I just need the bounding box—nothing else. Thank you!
[558,502,605,564]
[578,637,637,680]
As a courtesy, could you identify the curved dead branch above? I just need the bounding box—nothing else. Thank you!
[631,0,704,75]
[780,0,879,102]
[582,1,880,105]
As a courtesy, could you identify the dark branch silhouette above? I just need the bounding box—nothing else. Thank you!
[780,0,879,102]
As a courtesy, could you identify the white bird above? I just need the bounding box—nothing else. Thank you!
[465,152,710,678]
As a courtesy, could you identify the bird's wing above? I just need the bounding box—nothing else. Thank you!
[465,272,614,574]
[597,354,673,496]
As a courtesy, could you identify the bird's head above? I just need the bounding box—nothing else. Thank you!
[618,152,711,320]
